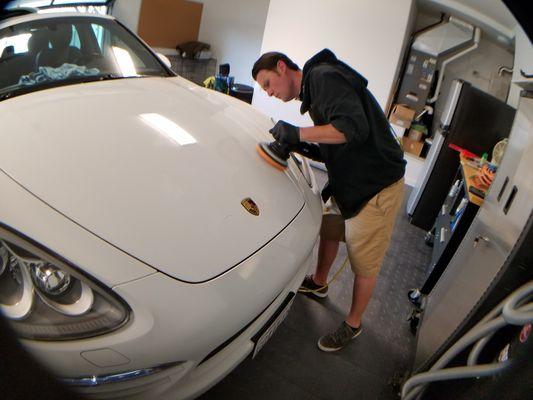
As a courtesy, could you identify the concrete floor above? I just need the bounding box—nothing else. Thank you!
[200,170,432,400]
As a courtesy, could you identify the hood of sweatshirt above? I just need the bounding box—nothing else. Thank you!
[299,48,368,114]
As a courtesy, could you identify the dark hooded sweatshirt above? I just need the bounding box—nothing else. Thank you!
[299,49,405,219]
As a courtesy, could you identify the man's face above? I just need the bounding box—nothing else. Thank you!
[256,61,295,102]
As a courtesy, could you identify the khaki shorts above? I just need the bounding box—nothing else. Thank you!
[320,178,404,278]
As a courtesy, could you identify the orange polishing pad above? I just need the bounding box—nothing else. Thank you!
[256,143,287,171]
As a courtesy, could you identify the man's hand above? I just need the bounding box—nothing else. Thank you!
[269,120,301,145]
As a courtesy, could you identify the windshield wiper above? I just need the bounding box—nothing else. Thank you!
[0,91,15,101]
[0,74,156,101]
[0,74,124,101]
[97,73,125,80]
[98,74,151,80]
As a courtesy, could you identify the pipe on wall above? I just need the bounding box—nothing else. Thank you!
[427,26,481,104]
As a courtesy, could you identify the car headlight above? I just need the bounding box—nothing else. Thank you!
[0,226,130,341]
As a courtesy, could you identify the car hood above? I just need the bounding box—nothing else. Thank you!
[0,77,305,282]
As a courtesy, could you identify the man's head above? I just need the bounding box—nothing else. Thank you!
[252,52,301,102]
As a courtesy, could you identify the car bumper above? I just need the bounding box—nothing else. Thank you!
[65,251,312,400]
[22,196,321,400]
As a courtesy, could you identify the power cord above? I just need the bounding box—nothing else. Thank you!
[401,281,533,400]
[298,255,350,294]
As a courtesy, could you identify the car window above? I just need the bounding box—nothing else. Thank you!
[70,24,81,50]
[0,31,31,56]
[91,22,104,50]
[0,16,170,100]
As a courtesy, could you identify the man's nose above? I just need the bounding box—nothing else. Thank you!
[267,89,274,97]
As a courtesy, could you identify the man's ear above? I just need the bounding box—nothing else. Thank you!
[276,60,286,75]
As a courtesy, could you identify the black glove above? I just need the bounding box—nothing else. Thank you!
[290,142,323,162]
[269,120,301,145]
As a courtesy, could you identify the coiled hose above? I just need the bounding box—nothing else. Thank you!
[401,281,533,400]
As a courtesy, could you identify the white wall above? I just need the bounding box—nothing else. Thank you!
[198,0,270,86]
[111,0,142,33]
[252,0,414,126]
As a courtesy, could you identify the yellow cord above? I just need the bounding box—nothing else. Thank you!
[298,255,350,294]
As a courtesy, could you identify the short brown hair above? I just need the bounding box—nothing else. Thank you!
[252,52,300,80]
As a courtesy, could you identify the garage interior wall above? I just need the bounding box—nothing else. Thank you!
[135,0,203,48]
[198,0,270,86]
[252,0,415,128]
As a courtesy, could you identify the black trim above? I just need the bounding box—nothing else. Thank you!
[251,291,295,344]
[37,1,113,8]
[198,289,292,365]
[0,8,37,22]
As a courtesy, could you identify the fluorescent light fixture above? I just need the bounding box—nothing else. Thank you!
[112,46,137,77]
[140,113,197,146]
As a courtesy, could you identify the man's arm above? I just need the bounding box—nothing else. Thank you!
[299,124,347,144]
[306,68,370,146]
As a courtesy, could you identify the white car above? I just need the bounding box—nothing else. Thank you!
[0,11,322,399]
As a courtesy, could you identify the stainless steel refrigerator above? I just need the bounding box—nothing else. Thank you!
[413,91,533,372]
[406,80,516,231]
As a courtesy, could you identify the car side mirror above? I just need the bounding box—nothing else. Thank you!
[156,53,172,69]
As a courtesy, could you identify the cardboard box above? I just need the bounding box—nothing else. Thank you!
[390,123,406,140]
[389,104,416,129]
[408,128,423,142]
[402,137,424,157]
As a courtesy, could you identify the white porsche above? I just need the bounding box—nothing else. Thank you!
[0,11,322,399]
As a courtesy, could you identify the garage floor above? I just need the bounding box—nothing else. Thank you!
[201,170,432,400]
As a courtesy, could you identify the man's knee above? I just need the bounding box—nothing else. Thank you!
[351,263,381,278]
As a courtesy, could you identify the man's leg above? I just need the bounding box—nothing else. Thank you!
[313,237,339,286]
[317,178,404,351]
[299,213,344,297]
[345,275,377,328]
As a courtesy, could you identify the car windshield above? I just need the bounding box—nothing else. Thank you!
[0,15,170,99]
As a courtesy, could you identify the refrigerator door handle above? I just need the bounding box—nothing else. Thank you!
[497,176,510,202]
[503,186,518,215]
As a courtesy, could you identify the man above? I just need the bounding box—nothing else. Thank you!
[252,49,405,352]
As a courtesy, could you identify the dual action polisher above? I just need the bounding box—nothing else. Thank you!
[256,140,321,171]
[256,141,291,171]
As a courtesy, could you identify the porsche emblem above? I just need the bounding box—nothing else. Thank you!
[241,198,260,216]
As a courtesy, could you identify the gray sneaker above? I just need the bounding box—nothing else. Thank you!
[317,321,362,352]
[298,275,328,299]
